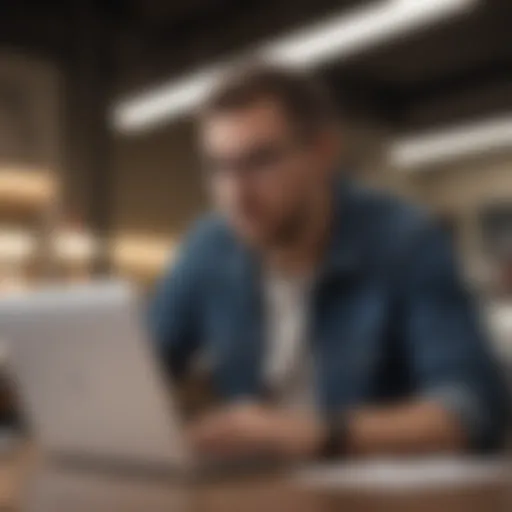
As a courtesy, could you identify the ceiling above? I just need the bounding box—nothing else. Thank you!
[0,0,511,130]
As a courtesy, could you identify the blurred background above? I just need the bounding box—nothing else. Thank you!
[0,0,511,423]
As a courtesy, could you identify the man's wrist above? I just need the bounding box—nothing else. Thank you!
[319,413,348,458]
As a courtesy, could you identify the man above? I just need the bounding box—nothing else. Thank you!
[150,64,509,460]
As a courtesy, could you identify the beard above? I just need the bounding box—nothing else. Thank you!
[270,204,312,248]
[237,199,314,253]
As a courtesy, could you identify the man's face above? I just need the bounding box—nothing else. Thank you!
[200,99,337,247]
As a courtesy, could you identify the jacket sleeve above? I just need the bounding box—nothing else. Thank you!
[401,223,511,451]
[148,224,209,380]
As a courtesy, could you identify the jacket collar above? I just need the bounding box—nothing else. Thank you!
[227,175,366,283]
[318,176,366,281]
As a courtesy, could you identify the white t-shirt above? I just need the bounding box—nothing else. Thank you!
[263,270,316,410]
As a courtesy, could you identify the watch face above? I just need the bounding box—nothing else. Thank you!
[319,416,342,458]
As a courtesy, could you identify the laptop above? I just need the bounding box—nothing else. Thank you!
[0,280,260,478]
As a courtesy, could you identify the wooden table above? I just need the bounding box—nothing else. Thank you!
[1,444,511,512]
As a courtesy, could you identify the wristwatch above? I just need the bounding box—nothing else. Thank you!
[320,413,348,458]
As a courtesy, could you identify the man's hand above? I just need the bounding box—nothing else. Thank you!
[189,402,327,460]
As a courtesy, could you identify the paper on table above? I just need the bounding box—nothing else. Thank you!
[292,457,509,492]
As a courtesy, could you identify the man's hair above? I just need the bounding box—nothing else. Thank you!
[198,62,340,138]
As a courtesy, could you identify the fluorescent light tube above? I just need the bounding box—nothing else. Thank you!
[113,66,225,134]
[264,0,477,67]
[389,114,512,168]
[113,0,477,133]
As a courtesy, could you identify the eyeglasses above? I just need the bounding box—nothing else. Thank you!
[203,139,302,179]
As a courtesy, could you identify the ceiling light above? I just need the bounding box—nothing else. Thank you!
[264,0,476,67]
[389,114,512,168]
[113,67,225,134]
[113,0,477,133]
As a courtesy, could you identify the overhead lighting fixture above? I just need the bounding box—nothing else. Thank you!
[389,114,512,169]
[264,0,476,67]
[113,67,225,134]
[113,0,477,134]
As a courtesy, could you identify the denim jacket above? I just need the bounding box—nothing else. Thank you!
[150,180,510,451]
